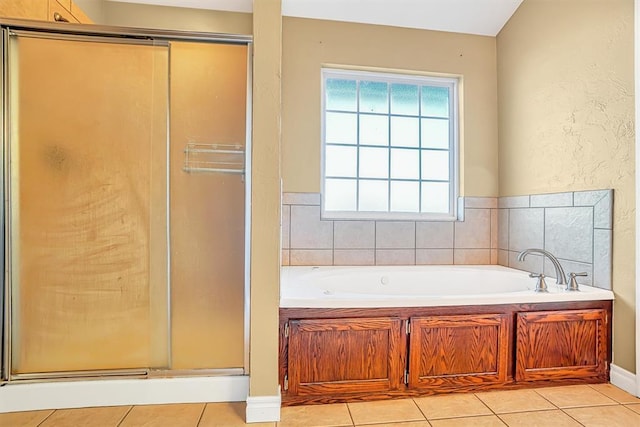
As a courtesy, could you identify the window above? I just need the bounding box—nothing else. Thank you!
[321,68,459,220]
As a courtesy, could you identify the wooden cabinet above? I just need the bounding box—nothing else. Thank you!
[0,0,92,24]
[515,309,608,382]
[286,317,404,397]
[408,314,509,389]
[281,301,611,404]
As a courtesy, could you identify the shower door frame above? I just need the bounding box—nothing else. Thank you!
[0,19,253,384]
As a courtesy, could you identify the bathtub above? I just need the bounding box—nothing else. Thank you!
[280,265,615,308]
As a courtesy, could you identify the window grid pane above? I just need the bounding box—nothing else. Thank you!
[324,70,455,216]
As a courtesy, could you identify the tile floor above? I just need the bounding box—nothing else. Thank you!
[1,383,639,426]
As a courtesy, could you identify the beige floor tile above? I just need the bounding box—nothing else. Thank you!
[497,409,581,427]
[564,404,640,426]
[40,406,130,427]
[348,399,425,425]
[198,402,275,427]
[534,385,618,408]
[278,403,353,427]
[414,394,492,419]
[429,415,506,427]
[119,403,204,427]
[354,422,432,427]
[474,389,555,414]
[626,403,640,415]
[0,409,53,427]
[589,383,640,404]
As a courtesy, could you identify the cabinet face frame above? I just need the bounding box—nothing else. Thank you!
[515,309,608,381]
[408,314,510,389]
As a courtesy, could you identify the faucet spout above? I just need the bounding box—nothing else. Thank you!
[517,248,567,286]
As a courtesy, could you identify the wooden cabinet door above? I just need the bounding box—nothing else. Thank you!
[0,0,48,20]
[287,317,404,396]
[516,309,608,381]
[408,314,509,389]
[48,0,79,23]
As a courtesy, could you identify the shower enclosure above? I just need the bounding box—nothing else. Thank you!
[0,21,251,381]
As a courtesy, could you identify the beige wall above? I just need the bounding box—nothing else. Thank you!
[73,0,105,22]
[281,17,499,197]
[497,0,635,372]
[100,1,252,34]
[250,0,281,398]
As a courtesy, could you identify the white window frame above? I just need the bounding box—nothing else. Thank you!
[320,68,460,221]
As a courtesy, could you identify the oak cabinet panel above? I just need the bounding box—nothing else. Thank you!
[0,0,92,24]
[0,0,48,20]
[287,317,404,396]
[280,301,611,405]
[408,314,509,389]
[49,0,78,23]
[516,309,608,381]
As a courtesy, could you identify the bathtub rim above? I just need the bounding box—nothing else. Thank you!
[280,264,615,309]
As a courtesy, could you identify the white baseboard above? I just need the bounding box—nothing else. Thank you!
[245,393,281,423]
[0,375,249,413]
[610,363,638,396]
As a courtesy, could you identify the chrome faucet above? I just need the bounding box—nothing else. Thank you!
[517,248,567,286]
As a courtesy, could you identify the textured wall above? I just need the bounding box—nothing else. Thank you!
[250,0,281,400]
[101,1,252,34]
[497,0,635,372]
[282,17,498,197]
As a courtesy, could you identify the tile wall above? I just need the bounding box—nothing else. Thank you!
[281,193,499,266]
[497,190,613,290]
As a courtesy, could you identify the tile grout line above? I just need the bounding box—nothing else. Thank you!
[411,397,429,422]
[35,409,56,427]
[345,402,356,426]
[115,405,135,427]
[194,403,207,427]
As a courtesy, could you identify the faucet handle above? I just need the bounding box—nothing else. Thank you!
[567,272,587,291]
[529,273,548,293]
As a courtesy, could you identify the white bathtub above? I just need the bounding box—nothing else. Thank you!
[280,265,615,308]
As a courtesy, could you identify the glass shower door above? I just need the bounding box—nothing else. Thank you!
[169,41,247,370]
[7,32,170,375]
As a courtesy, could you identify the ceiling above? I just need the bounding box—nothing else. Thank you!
[105,0,524,36]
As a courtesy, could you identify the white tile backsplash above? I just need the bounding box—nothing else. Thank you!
[416,249,454,265]
[543,258,593,286]
[497,190,613,290]
[594,191,613,229]
[464,197,498,209]
[454,208,491,249]
[334,221,375,249]
[508,208,544,251]
[498,209,509,250]
[376,221,416,249]
[508,251,544,273]
[334,249,375,266]
[376,249,415,265]
[282,192,321,205]
[544,207,593,263]
[290,205,333,249]
[416,221,454,249]
[593,229,612,289]
[281,191,611,287]
[454,249,491,265]
[290,249,332,266]
[281,205,290,249]
[498,195,529,209]
[530,192,573,208]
